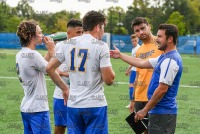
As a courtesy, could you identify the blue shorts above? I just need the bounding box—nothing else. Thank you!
[53,98,67,127]
[21,111,51,134]
[129,70,136,84]
[67,106,108,134]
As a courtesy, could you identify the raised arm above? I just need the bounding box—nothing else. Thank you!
[43,36,55,62]
[110,46,153,69]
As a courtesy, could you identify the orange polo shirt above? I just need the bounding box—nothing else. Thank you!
[134,42,162,101]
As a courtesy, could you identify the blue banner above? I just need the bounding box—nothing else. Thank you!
[177,36,196,54]
[0,33,47,49]
[0,33,199,54]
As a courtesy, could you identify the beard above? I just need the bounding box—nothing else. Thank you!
[139,34,148,40]
[157,42,167,51]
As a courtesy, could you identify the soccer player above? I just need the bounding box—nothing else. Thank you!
[125,34,140,108]
[110,24,183,134]
[53,19,83,134]
[16,20,67,134]
[46,11,115,134]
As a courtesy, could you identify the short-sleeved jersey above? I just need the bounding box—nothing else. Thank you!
[148,50,183,114]
[16,47,49,112]
[131,44,140,71]
[55,34,112,108]
[53,63,69,99]
[53,43,69,99]
[135,42,162,101]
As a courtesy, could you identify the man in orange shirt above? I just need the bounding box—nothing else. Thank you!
[129,17,162,134]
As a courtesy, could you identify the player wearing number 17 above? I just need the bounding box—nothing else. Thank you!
[46,10,115,134]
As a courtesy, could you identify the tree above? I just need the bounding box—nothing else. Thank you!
[0,1,82,33]
[161,0,200,35]
[105,6,127,35]
[0,1,11,31]
[167,11,186,35]
[0,1,21,32]
[124,0,153,34]
[53,18,67,33]
[6,16,21,32]
[187,0,200,34]
[113,27,128,35]
[67,11,80,20]
[16,0,34,19]
[45,10,80,33]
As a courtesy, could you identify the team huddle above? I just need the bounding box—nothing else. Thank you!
[16,10,182,134]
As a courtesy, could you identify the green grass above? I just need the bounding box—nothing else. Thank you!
[0,49,200,134]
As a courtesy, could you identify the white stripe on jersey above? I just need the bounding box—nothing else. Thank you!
[159,58,179,86]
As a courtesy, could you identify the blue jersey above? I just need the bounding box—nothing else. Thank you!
[148,50,183,114]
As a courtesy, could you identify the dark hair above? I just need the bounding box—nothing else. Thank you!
[158,24,178,45]
[67,19,82,28]
[82,10,106,31]
[16,20,38,47]
[131,17,149,29]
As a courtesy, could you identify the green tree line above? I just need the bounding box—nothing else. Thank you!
[0,0,200,35]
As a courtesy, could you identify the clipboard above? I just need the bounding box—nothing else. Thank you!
[125,112,148,133]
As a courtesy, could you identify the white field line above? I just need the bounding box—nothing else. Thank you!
[0,76,199,88]
[181,57,200,60]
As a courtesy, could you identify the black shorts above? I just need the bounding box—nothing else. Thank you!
[135,101,148,112]
[135,101,148,120]
[148,114,177,134]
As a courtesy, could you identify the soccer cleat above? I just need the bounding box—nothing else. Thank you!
[126,102,131,108]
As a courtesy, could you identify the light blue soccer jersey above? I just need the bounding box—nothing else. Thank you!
[148,50,183,114]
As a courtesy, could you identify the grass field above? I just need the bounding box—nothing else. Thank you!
[0,49,200,134]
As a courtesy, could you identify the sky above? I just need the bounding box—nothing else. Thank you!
[5,0,134,18]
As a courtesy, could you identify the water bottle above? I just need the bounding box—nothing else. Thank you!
[48,32,67,41]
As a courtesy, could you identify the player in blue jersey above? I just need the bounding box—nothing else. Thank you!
[125,34,140,108]
[46,11,115,134]
[110,24,182,134]
[53,19,83,134]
